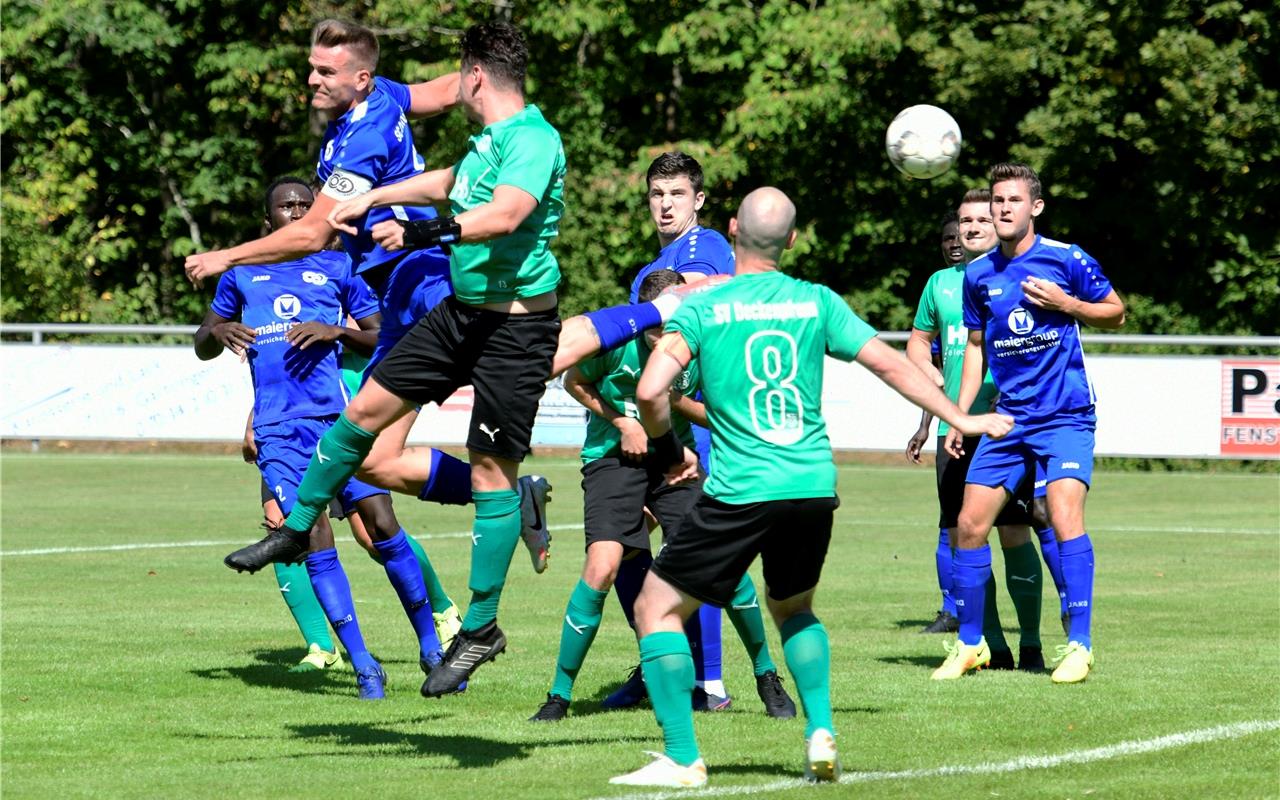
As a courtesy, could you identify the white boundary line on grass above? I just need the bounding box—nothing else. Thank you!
[3,518,1276,557]
[594,719,1280,800]
[0,524,585,557]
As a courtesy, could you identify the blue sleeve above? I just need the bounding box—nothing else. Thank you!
[1067,246,1113,303]
[341,275,381,320]
[210,272,242,319]
[677,231,734,278]
[962,270,984,331]
[378,78,412,113]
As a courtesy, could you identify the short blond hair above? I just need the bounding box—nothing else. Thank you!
[311,19,379,71]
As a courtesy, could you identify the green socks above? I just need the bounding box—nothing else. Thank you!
[461,489,522,631]
[284,413,376,533]
[725,574,777,676]
[273,561,334,651]
[549,579,608,701]
[982,573,1010,651]
[1003,541,1043,647]
[639,631,700,766]
[780,613,833,738]
[405,534,454,613]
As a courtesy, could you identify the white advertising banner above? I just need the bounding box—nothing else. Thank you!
[2,344,1275,459]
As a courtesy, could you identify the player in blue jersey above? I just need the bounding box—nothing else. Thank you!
[908,194,1051,671]
[604,152,778,712]
[184,20,552,578]
[195,177,463,700]
[932,163,1125,684]
[627,152,736,302]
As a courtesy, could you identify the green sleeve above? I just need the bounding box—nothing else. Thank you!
[673,359,700,396]
[665,301,704,359]
[576,352,607,384]
[821,287,877,362]
[912,272,940,333]
[496,125,561,201]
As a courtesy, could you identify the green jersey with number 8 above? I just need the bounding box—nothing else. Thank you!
[665,271,877,504]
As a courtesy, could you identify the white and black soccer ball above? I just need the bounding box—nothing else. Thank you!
[885,104,962,180]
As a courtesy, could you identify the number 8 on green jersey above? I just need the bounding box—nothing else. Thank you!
[665,271,878,504]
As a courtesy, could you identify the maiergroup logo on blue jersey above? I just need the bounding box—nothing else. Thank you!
[301,271,328,286]
[273,294,301,320]
[1008,307,1035,335]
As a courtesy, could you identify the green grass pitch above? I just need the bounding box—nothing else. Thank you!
[2,453,1277,798]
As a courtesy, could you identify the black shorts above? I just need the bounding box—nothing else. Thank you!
[370,296,560,462]
[581,455,702,551]
[935,435,1034,529]
[652,494,839,607]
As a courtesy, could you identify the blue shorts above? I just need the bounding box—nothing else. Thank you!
[255,416,387,516]
[966,415,1096,493]
[364,249,453,378]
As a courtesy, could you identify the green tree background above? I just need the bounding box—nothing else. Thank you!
[3,0,1276,332]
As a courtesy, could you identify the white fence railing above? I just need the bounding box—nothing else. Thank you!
[1,325,1276,458]
[2,322,1278,349]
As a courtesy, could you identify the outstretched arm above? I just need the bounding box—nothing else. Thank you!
[407,73,460,118]
[185,194,340,285]
[855,337,1012,441]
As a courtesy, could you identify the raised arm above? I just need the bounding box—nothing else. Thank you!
[185,195,340,285]
[407,73,461,118]
[327,166,457,235]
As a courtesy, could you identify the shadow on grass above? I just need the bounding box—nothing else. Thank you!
[892,618,936,630]
[876,654,943,670]
[284,722,654,768]
[189,647,349,696]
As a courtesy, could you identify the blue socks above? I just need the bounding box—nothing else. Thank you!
[613,551,652,630]
[583,303,661,351]
[685,605,723,685]
[1059,534,1095,648]
[952,545,992,646]
[305,548,377,672]
[373,530,441,659]
[418,449,473,505]
[936,528,957,616]
[1037,526,1068,616]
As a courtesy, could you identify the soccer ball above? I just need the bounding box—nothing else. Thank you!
[884,105,962,179]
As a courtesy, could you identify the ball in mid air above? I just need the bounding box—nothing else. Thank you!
[885,104,962,180]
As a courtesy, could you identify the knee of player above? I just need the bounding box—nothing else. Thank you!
[1031,497,1051,529]
[581,561,621,592]
[354,498,401,540]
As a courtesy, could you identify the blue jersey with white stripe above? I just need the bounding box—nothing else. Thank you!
[211,251,379,428]
[316,77,443,276]
[628,225,734,302]
[962,235,1113,422]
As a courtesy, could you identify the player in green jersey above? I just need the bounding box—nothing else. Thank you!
[609,187,1014,788]
[275,21,566,696]
[529,271,794,723]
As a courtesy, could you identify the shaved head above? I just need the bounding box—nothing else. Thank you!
[733,187,797,262]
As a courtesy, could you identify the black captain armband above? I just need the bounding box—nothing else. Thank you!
[650,428,684,469]
[401,216,462,251]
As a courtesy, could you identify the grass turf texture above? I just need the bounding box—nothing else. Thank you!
[2,453,1277,798]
